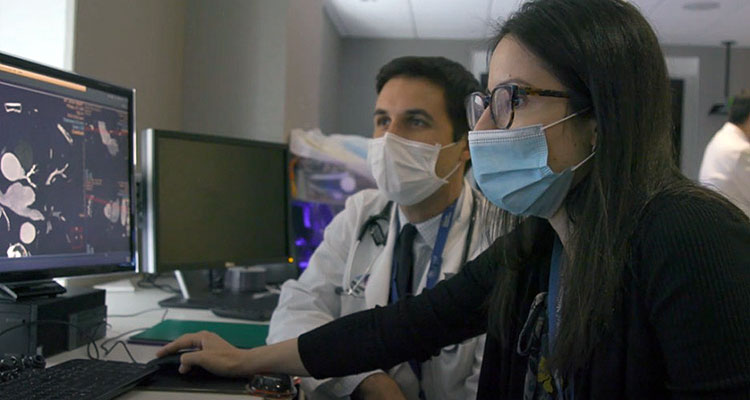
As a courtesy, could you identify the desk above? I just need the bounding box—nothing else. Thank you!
[47,283,269,399]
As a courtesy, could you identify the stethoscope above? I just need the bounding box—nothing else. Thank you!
[335,193,478,298]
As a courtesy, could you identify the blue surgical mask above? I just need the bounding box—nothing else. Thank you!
[468,111,594,218]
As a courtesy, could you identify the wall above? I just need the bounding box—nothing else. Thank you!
[74,0,341,144]
[318,12,344,134]
[285,0,325,139]
[74,0,186,133]
[337,38,485,136]
[662,45,750,177]
[181,0,289,143]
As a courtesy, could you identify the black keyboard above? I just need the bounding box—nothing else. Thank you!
[211,293,280,321]
[0,359,158,400]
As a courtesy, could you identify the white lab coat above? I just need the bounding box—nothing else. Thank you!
[267,181,491,400]
[699,122,750,216]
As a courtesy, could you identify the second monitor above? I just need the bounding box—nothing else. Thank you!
[137,129,292,306]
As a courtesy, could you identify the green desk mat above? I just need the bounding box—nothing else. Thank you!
[128,319,269,349]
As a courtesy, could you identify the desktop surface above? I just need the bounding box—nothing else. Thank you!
[46,282,271,399]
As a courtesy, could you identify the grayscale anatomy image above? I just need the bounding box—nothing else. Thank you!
[0,84,130,259]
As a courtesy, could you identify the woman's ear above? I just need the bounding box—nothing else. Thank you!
[587,119,597,149]
[461,145,471,162]
[591,126,597,149]
[460,136,471,161]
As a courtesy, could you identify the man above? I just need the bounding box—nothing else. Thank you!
[699,93,750,216]
[267,56,490,400]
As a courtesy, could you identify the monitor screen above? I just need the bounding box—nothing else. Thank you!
[139,129,291,273]
[0,52,135,283]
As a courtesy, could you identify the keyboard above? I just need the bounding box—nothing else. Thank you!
[0,358,158,400]
[211,293,280,321]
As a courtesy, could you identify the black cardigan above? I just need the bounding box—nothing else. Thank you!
[298,191,750,399]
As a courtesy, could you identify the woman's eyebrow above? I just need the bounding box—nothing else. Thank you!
[489,78,535,90]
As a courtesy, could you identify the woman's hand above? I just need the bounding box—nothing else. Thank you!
[156,330,254,377]
[156,331,309,377]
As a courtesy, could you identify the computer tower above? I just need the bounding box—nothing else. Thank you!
[0,287,106,356]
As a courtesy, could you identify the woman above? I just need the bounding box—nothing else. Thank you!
[158,0,750,398]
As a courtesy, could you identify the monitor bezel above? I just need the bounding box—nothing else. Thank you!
[139,129,292,273]
[0,51,137,283]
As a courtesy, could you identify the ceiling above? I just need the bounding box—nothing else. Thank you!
[323,0,750,47]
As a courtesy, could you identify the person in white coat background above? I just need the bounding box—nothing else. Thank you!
[699,93,750,216]
[267,56,492,400]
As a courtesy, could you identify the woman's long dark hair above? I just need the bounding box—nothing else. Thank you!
[485,0,689,373]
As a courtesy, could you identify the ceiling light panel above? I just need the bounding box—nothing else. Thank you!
[644,0,747,45]
[410,0,493,39]
[326,0,415,38]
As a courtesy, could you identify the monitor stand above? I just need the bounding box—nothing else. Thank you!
[158,269,232,309]
[0,281,67,302]
[158,269,269,310]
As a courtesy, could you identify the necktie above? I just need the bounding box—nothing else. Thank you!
[393,223,418,300]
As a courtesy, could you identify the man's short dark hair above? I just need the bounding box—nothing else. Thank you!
[729,94,750,126]
[376,56,482,142]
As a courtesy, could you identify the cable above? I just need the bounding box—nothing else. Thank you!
[109,307,165,318]
[0,305,172,366]
[99,327,149,352]
[0,319,105,360]
[101,340,137,363]
[137,274,180,293]
[98,327,150,363]
[99,307,168,362]
[136,274,180,294]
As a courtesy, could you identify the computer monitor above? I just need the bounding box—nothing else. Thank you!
[0,52,136,300]
[137,129,291,280]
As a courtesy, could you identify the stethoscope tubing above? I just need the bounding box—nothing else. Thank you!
[338,194,479,298]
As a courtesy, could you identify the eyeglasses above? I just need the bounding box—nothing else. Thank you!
[465,84,570,130]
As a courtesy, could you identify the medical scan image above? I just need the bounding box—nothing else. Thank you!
[0,82,130,260]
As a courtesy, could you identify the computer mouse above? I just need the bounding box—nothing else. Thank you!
[146,353,182,370]
[147,350,211,376]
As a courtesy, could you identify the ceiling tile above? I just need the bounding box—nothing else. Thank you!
[486,0,525,36]
[628,0,667,16]
[325,0,750,47]
[410,0,492,39]
[701,2,750,46]
[326,0,415,39]
[645,0,749,46]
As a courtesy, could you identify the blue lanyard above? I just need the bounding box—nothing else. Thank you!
[548,236,563,350]
[389,200,457,304]
[388,200,458,398]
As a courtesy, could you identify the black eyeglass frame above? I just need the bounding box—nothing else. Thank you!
[466,84,571,130]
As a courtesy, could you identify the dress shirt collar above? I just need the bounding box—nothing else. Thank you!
[396,186,466,248]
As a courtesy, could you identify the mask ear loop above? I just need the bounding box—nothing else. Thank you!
[433,140,464,182]
[541,107,596,172]
[571,147,596,172]
[438,160,463,182]
[542,107,592,130]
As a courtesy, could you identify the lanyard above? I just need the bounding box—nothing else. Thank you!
[388,200,457,399]
[389,200,457,304]
[548,236,563,350]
